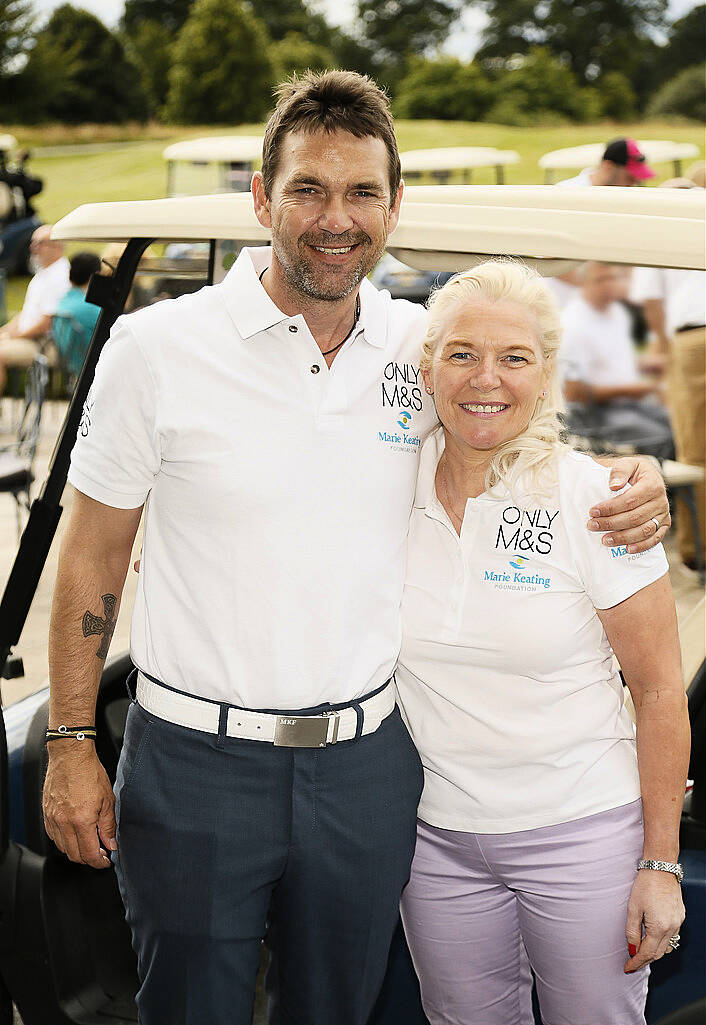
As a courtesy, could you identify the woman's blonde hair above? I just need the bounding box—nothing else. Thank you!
[421,259,567,498]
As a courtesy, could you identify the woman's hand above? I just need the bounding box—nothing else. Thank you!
[589,455,670,553]
[624,869,685,973]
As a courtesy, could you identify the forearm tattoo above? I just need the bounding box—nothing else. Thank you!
[82,594,117,659]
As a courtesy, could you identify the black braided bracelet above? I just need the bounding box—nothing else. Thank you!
[46,724,97,742]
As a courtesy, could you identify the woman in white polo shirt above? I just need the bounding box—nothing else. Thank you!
[396,261,689,1025]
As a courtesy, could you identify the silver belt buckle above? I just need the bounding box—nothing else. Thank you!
[273,712,339,748]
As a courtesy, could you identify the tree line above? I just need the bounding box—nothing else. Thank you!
[0,0,703,125]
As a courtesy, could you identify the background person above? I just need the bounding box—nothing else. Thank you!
[52,251,102,376]
[630,176,706,571]
[560,261,674,460]
[0,223,69,392]
[557,137,656,188]
[0,148,43,220]
[546,138,657,313]
[397,261,689,1025]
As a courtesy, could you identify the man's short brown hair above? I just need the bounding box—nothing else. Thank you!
[261,70,401,203]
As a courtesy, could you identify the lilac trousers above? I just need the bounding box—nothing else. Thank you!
[400,800,649,1025]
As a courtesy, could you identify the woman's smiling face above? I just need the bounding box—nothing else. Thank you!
[423,298,550,457]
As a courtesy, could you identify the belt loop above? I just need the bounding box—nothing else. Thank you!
[216,704,228,746]
[125,667,138,702]
[352,702,364,740]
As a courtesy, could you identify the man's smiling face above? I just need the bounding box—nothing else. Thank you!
[253,128,403,303]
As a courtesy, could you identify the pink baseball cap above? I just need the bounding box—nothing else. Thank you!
[603,138,656,180]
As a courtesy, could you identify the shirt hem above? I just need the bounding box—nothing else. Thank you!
[591,565,668,610]
[68,465,148,510]
[417,788,642,835]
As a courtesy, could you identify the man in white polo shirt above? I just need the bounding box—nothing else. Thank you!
[560,262,674,460]
[0,223,69,392]
[42,72,670,1025]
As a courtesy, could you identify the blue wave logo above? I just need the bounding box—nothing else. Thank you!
[397,410,412,430]
[509,556,530,570]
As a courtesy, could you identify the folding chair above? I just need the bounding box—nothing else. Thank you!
[0,354,48,537]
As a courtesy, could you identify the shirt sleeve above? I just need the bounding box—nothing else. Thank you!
[629,267,664,304]
[561,452,669,609]
[627,266,668,301]
[68,317,160,509]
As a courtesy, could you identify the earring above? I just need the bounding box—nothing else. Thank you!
[426,386,433,394]
[541,391,547,398]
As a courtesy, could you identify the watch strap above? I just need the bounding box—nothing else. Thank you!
[637,858,684,883]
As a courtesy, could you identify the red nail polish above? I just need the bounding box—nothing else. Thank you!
[628,943,637,957]
[626,969,636,974]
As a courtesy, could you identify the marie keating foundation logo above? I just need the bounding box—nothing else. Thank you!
[378,408,420,454]
[610,545,646,563]
[483,560,552,592]
[509,556,530,570]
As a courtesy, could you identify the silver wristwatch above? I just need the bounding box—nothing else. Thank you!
[637,858,684,883]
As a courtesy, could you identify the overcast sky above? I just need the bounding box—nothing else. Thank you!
[30,0,701,57]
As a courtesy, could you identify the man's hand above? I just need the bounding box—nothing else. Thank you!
[43,742,116,869]
[588,456,670,554]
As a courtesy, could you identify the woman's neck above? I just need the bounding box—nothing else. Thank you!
[436,433,496,534]
[441,433,495,500]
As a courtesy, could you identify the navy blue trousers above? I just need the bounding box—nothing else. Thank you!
[113,696,423,1025]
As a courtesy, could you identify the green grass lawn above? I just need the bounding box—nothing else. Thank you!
[2,118,702,320]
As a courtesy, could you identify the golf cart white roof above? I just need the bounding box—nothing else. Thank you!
[162,136,263,164]
[401,148,520,172]
[539,141,700,171]
[0,134,18,156]
[51,184,706,271]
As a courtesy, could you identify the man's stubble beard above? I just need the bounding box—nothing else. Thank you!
[272,230,387,303]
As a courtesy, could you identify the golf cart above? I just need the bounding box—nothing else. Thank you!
[539,141,701,184]
[163,136,264,197]
[0,185,704,1024]
[400,146,520,186]
[0,136,43,278]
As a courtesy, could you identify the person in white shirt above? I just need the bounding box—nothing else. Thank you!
[560,262,674,460]
[397,260,688,1025]
[0,223,70,392]
[630,178,706,569]
[40,73,672,1025]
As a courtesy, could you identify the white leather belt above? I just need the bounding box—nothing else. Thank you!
[135,672,395,747]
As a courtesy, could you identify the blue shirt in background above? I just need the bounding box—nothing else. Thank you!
[52,287,100,375]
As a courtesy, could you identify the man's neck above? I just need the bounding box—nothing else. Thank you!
[583,294,611,314]
[37,255,63,273]
[260,257,361,353]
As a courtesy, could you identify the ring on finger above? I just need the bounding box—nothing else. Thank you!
[668,934,680,951]
[650,516,661,532]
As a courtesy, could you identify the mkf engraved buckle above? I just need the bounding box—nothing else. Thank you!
[273,711,340,748]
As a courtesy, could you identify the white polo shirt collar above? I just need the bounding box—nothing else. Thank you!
[221,246,387,349]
